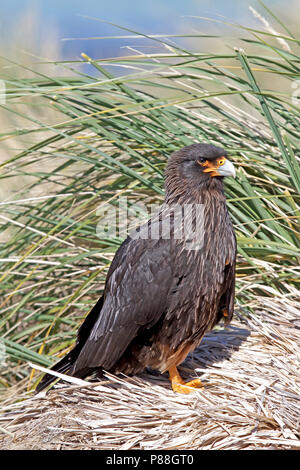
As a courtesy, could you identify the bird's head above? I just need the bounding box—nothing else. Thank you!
[168,143,235,180]
[165,143,235,201]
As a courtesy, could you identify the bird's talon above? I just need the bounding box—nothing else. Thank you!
[169,366,203,394]
[172,378,204,394]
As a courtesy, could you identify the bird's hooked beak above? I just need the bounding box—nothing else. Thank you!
[217,159,236,178]
[203,157,236,178]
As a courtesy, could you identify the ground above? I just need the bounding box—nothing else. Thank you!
[0,297,299,450]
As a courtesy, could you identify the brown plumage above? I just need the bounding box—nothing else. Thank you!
[37,143,236,394]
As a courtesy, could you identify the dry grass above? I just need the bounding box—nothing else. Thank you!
[0,296,299,450]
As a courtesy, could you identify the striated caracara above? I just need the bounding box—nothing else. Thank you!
[37,143,236,394]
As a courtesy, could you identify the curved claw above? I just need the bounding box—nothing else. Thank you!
[168,366,204,394]
[172,378,204,394]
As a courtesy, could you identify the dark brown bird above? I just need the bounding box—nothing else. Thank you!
[37,143,236,394]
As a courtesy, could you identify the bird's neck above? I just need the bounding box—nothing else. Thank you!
[164,176,226,206]
[162,177,230,254]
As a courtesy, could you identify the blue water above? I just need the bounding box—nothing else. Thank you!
[0,0,285,60]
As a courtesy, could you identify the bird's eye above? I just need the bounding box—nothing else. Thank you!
[197,158,206,165]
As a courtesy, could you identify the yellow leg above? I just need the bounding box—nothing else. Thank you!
[168,366,204,394]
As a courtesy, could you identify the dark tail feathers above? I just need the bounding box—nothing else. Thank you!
[36,296,105,392]
[36,345,96,392]
[36,349,76,392]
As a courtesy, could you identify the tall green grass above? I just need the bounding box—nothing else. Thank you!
[0,7,299,390]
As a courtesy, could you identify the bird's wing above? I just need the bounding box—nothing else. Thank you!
[217,245,236,326]
[71,229,174,374]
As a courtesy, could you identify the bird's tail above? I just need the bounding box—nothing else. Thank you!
[35,347,82,392]
[36,295,104,393]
